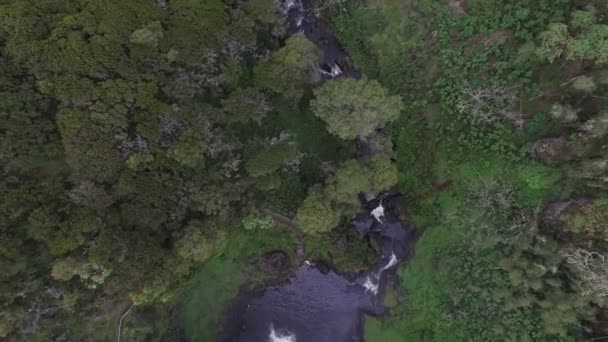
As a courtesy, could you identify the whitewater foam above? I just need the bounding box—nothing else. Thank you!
[268,324,297,342]
[381,253,398,271]
[362,276,379,295]
[371,204,385,223]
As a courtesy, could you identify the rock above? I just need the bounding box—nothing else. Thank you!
[530,137,568,165]
[352,215,374,236]
[332,235,348,251]
[448,0,467,16]
[543,199,587,227]
[255,251,290,274]
[542,198,593,238]
[315,260,331,274]
[355,132,394,159]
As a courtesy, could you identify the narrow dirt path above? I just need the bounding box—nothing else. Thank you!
[116,303,134,342]
[264,210,305,264]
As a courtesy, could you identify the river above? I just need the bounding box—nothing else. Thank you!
[219,1,415,341]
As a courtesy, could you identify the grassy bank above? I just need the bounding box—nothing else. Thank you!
[178,227,295,341]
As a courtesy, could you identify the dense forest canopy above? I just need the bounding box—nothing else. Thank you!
[2,0,608,340]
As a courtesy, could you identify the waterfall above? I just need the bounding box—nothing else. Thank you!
[277,0,302,15]
[330,64,342,77]
[371,203,385,223]
[362,276,379,295]
[362,252,398,295]
[381,253,398,271]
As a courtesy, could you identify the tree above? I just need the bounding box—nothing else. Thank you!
[73,262,112,289]
[69,180,116,210]
[0,0,328,338]
[0,306,25,338]
[245,144,298,177]
[246,0,283,26]
[220,87,270,124]
[130,21,164,48]
[57,108,125,182]
[559,199,608,241]
[369,155,398,192]
[254,33,321,100]
[296,189,340,234]
[326,159,371,207]
[242,213,276,230]
[537,11,608,64]
[175,220,225,263]
[311,78,402,139]
[536,23,570,63]
[51,257,78,281]
[168,127,208,168]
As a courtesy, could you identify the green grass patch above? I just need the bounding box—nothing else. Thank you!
[178,227,295,342]
[364,317,404,342]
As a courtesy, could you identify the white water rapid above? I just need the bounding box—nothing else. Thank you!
[381,253,398,271]
[371,203,385,223]
[362,276,379,295]
[268,324,297,342]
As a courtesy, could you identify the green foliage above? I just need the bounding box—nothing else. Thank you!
[537,23,570,63]
[560,199,608,240]
[3,0,608,339]
[294,156,399,236]
[571,10,596,29]
[326,159,372,207]
[242,213,276,230]
[0,0,330,337]
[168,128,208,168]
[551,103,579,123]
[244,143,298,177]
[538,10,608,64]
[365,317,403,342]
[328,0,608,339]
[175,220,226,263]
[131,21,164,48]
[74,262,112,289]
[179,228,295,341]
[57,108,125,181]
[571,75,597,92]
[311,77,402,139]
[0,306,25,338]
[69,181,116,210]
[120,306,170,342]
[254,33,321,100]
[396,182,587,340]
[369,155,399,192]
[246,0,283,26]
[51,257,78,281]
[220,88,270,124]
[518,164,560,190]
[296,188,341,234]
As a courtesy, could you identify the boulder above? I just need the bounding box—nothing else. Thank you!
[530,137,568,165]
[542,198,608,241]
[255,251,290,274]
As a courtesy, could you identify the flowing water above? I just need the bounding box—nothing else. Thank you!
[278,0,360,79]
[219,2,414,341]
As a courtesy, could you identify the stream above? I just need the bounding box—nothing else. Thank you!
[278,0,360,79]
[220,1,414,341]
